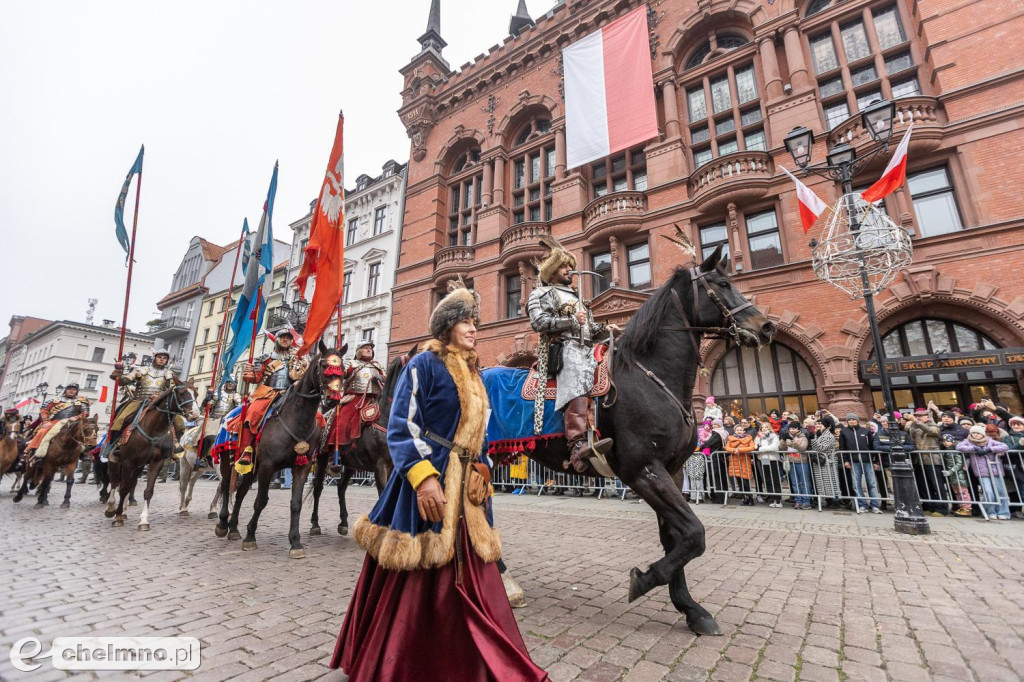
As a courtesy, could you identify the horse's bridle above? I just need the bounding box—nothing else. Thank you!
[662,267,753,341]
[134,386,196,445]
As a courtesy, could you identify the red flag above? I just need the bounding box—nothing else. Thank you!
[299,113,346,355]
[861,124,913,203]
[780,167,828,233]
[99,386,109,402]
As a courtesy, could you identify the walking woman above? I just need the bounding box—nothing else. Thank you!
[330,281,548,681]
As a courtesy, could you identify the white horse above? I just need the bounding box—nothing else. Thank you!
[177,427,223,517]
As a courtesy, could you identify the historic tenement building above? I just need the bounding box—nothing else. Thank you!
[285,160,408,358]
[390,0,1024,417]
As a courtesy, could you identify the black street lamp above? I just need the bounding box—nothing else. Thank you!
[35,382,49,400]
[785,100,931,536]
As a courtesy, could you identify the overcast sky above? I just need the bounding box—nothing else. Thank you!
[0,0,545,334]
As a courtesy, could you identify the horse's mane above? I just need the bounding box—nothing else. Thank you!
[617,267,693,363]
[377,348,420,426]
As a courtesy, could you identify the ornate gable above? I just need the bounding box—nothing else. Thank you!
[589,287,652,326]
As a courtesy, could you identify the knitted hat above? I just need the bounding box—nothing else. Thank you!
[959,417,975,426]
[535,235,576,285]
[968,425,987,442]
[428,278,481,339]
[845,413,859,421]
[941,411,955,419]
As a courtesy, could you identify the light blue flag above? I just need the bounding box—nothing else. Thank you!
[114,145,144,261]
[221,163,279,383]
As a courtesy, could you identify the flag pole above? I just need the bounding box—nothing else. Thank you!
[107,156,143,437]
[196,224,248,442]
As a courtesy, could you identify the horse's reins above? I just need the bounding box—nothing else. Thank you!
[270,353,331,453]
[133,387,195,445]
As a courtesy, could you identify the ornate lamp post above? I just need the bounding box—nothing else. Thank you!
[785,100,931,535]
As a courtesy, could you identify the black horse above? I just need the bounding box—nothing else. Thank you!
[215,341,343,558]
[499,244,774,634]
[308,344,418,536]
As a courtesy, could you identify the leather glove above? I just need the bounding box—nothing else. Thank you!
[467,463,491,506]
[416,476,447,523]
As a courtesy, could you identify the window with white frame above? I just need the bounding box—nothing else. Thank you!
[373,206,387,235]
[367,263,381,297]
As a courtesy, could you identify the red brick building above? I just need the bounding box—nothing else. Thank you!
[389,0,1024,418]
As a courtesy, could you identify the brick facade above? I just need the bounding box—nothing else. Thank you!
[390,0,1024,418]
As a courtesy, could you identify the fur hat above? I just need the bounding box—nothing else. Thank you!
[535,235,576,285]
[429,278,481,340]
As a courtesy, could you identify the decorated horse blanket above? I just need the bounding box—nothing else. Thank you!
[211,406,241,463]
[482,367,564,459]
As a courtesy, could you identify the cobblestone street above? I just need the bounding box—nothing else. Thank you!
[2,478,1023,681]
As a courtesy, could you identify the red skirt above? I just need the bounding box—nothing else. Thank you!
[331,522,548,682]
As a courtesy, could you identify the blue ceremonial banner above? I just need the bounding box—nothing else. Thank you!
[114,145,144,261]
[239,218,252,277]
[221,163,279,383]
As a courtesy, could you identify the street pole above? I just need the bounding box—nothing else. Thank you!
[841,167,930,535]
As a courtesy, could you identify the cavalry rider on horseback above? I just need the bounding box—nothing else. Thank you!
[234,326,308,472]
[193,380,241,464]
[332,341,386,449]
[24,383,91,464]
[106,347,178,460]
[528,237,621,474]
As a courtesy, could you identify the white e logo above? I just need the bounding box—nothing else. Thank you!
[10,637,53,672]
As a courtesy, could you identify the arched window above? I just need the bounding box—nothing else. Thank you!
[510,117,555,225]
[683,32,749,71]
[447,145,483,246]
[867,318,1023,413]
[805,0,836,17]
[711,342,819,418]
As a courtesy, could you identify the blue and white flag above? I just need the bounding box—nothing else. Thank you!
[221,163,279,383]
[114,145,144,261]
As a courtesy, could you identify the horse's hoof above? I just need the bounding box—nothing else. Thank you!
[289,548,306,559]
[214,525,228,538]
[242,540,258,551]
[179,510,189,517]
[502,573,528,608]
[687,615,724,636]
[338,524,348,536]
[60,502,70,509]
[628,567,645,603]
[13,494,23,504]
[207,512,217,520]
[138,524,150,532]
[128,500,137,507]
[227,531,241,541]
[112,519,124,527]
[309,526,321,536]
[33,502,44,510]
[99,493,109,503]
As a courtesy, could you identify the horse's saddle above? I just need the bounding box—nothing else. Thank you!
[521,344,612,401]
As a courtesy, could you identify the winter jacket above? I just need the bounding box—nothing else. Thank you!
[908,420,943,466]
[756,432,781,462]
[768,416,783,434]
[956,437,1010,478]
[839,425,874,463]
[872,429,912,468]
[782,433,810,464]
[938,423,969,451]
[725,434,755,479]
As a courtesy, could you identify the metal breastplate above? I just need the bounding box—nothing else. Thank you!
[265,356,292,390]
[209,394,239,419]
[135,370,169,400]
[51,402,83,420]
[347,363,383,394]
[550,286,591,343]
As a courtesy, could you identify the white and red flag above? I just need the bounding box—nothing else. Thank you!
[563,6,658,169]
[780,167,829,233]
[861,124,913,203]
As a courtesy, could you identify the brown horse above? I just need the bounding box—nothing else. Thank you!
[103,385,200,530]
[0,414,25,485]
[14,415,99,508]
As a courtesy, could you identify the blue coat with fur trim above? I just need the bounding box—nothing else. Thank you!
[352,342,501,572]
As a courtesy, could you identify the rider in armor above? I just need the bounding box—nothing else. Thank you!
[200,380,242,436]
[527,237,620,473]
[234,327,309,472]
[332,341,386,449]
[106,348,178,458]
[25,383,91,463]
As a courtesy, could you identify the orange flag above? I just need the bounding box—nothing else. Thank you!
[298,112,346,354]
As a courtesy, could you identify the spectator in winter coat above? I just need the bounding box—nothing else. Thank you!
[703,419,730,503]
[768,410,783,434]
[725,425,756,506]
[957,424,1011,520]
[840,414,880,513]
[703,396,723,423]
[810,420,842,508]
[1003,416,1024,517]
[783,423,812,509]
[755,423,782,507]
[908,405,948,516]
[938,411,972,516]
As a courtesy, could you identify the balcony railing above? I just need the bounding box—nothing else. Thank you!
[500,222,551,264]
[828,96,945,149]
[687,151,772,208]
[583,191,646,239]
[434,245,476,280]
[267,300,310,332]
[150,316,192,337]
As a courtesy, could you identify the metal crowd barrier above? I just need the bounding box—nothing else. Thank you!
[491,456,626,500]
[687,449,1024,518]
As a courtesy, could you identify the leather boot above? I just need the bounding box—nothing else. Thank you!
[565,397,612,473]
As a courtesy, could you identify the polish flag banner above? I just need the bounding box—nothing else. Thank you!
[861,124,913,203]
[564,6,658,170]
[780,167,829,233]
